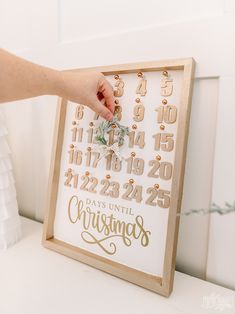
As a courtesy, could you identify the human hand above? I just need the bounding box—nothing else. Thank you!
[59,71,115,121]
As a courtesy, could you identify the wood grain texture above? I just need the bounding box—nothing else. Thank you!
[42,58,195,297]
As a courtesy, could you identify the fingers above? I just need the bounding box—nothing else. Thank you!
[91,97,113,121]
[98,78,115,114]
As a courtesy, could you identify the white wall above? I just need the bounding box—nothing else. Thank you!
[1,0,235,290]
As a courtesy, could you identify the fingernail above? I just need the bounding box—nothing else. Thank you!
[106,112,113,121]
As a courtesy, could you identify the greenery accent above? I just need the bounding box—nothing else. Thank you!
[95,113,129,147]
[178,202,235,216]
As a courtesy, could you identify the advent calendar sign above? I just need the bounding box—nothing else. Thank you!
[43,59,195,297]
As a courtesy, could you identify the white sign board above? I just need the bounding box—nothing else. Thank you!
[43,58,195,297]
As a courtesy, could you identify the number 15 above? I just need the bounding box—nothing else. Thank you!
[152,133,174,152]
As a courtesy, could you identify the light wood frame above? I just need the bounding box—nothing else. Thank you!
[42,58,195,297]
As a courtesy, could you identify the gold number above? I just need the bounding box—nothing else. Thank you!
[133,104,145,122]
[73,174,79,188]
[159,162,172,180]
[64,169,73,187]
[77,128,83,141]
[114,105,122,121]
[100,179,110,196]
[147,160,160,178]
[105,153,122,172]
[64,170,78,188]
[105,154,112,170]
[122,182,132,200]
[109,181,120,198]
[85,151,91,167]
[152,133,174,152]
[156,105,177,124]
[122,183,143,203]
[145,188,170,208]
[160,76,173,96]
[87,128,99,144]
[148,160,172,180]
[80,176,98,193]
[108,130,115,145]
[146,187,158,206]
[126,157,144,175]
[88,177,98,193]
[157,189,170,208]
[71,127,77,142]
[68,149,74,164]
[100,179,120,198]
[71,128,83,142]
[128,131,145,148]
[75,105,84,120]
[68,148,82,165]
[93,128,99,144]
[114,79,124,97]
[80,175,90,191]
[85,151,100,168]
[112,154,122,172]
[136,78,147,96]
[92,152,100,168]
[131,185,143,203]
[86,128,93,143]
[74,150,82,165]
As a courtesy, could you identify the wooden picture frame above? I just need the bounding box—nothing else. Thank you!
[42,58,195,297]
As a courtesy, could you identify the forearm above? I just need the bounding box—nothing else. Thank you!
[0,49,62,103]
[0,48,114,120]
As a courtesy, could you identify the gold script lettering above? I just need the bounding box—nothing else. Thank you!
[67,195,151,255]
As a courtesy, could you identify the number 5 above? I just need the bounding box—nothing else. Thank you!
[157,190,170,208]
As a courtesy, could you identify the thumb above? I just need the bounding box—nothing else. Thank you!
[91,98,113,121]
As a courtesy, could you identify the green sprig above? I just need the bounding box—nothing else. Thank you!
[95,113,129,147]
[178,201,235,216]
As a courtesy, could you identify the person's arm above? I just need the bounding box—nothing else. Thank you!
[0,49,114,120]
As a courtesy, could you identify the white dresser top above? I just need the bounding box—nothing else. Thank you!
[0,217,234,314]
